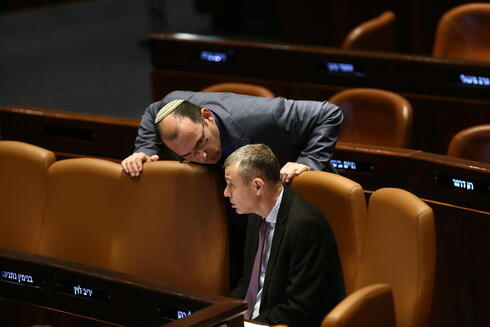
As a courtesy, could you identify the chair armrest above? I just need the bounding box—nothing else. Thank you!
[322,284,396,327]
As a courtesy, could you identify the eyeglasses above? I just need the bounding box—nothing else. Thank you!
[179,120,208,162]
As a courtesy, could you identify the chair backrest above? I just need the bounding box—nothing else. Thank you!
[447,124,490,163]
[111,161,229,295]
[322,284,396,327]
[37,158,122,269]
[201,82,275,98]
[290,171,368,294]
[342,11,396,52]
[0,141,55,253]
[355,188,435,327]
[432,3,490,61]
[329,88,413,148]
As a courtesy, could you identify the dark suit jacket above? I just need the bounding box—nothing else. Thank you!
[231,186,345,327]
[134,90,343,172]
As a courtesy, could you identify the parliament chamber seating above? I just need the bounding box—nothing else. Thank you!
[329,88,413,148]
[201,82,275,97]
[0,141,55,253]
[148,32,490,155]
[290,171,367,294]
[36,158,122,270]
[432,3,490,61]
[0,144,230,298]
[446,124,490,163]
[111,160,229,295]
[341,11,396,52]
[323,188,435,327]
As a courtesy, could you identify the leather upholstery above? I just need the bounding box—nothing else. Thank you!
[355,188,436,327]
[433,3,490,61]
[201,82,275,97]
[447,124,490,163]
[342,11,396,52]
[0,141,55,253]
[329,88,413,148]
[37,158,122,269]
[112,161,229,295]
[322,284,396,327]
[290,171,368,294]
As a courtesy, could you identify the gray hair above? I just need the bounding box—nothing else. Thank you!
[224,144,281,185]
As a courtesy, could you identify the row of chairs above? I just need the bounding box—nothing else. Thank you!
[343,3,490,61]
[0,140,230,296]
[202,82,490,163]
[290,172,435,327]
[0,140,435,327]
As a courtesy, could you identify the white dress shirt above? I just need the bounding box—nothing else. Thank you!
[251,187,284,319]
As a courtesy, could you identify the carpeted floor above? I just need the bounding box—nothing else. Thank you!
[0,0,281,120]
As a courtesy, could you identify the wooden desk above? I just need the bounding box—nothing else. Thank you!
[0,248,246,327]
[0,106,140,161]
[149,32,490,155]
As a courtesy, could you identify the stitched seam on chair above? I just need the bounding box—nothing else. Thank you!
[415,207,432,327]
[347,184,363,292]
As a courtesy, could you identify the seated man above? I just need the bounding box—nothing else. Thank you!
[224,144,345,326]
[121,90,343,183]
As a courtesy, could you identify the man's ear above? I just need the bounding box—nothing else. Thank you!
[253,178,265,195]
[201,108,213,121]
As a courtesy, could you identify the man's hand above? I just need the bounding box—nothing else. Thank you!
[280,162,310,184]
[121,152,159,177]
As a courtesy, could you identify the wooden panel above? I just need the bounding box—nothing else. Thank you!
[0,106,140,160]
[149,33,490,155]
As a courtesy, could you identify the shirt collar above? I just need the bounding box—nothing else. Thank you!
[264,187,283,224]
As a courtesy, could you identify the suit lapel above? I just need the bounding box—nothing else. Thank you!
[261,186,293,302]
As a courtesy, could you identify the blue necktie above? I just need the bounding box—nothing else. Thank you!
[244,219,269,319]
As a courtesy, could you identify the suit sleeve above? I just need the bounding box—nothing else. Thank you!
[296,101,343,171]
[133,101,163,156]
[275,99,343,172]
[256,218,345,326]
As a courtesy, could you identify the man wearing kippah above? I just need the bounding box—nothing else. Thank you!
[121,90,343,182]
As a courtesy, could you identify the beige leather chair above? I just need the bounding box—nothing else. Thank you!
[201,82,275,97]
[36,158,122,269]
[329,88,413,148]
[322,284,396,327]
[324,188,435,327]
[0,141,55,253]
[290,171,368,295]
[433,3,490,61]
[342,11,396,52]
[447,124,490,163]
[111,161,229,295]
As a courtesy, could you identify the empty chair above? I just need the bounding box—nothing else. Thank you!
[112,161,229,295]
[0,141,55,253]
[201,82,275,97]
[342,11,396,52]
[290,171,368,294]
[37,158,122,269]
[324,188,435,327]
[447,124,490,163]
[433,3,490,61]
[322,284,396,327]
[329,88,413,148]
